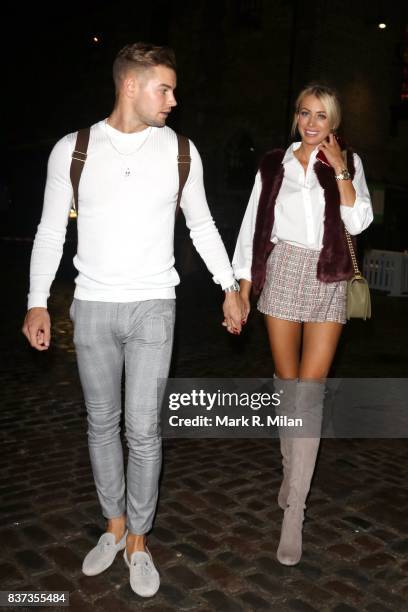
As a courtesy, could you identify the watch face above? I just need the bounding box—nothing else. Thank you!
[337,169,351,180]
[226,281,240,292]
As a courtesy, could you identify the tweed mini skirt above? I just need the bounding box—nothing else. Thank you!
[257,241,347,323]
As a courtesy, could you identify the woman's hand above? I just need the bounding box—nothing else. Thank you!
[319,133,356,206]
[318,133,345,173]
[240,293,251,324]
[239,279,251,325]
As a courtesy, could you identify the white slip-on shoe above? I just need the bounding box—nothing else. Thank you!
[82,531,127,576]
[123,546,160,598]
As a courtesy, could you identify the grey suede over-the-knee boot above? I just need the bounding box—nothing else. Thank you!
[276,380,325,566]
[273,375,298,510]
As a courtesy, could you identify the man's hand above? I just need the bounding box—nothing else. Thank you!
[222,292,242,335]
[22,307,51,351]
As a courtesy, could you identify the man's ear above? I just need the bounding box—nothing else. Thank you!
[123,74,138,99]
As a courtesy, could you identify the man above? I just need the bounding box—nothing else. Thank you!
[22,42,242,598]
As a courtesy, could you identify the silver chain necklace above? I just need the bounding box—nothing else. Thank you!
[104,120,152,177]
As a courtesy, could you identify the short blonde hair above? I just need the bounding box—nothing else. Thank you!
[291,84,341,137]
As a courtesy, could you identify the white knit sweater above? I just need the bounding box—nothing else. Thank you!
[28,120,235,308]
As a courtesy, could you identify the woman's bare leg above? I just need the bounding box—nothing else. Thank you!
[299,321,343,380]
[264,316,302,378]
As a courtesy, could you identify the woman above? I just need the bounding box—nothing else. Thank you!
[232,84,373,565]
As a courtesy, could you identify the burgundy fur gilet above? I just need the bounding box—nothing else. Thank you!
[251,148,356,296]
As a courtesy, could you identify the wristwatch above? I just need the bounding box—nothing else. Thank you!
[335,168,351,180]
[224,280,240,292]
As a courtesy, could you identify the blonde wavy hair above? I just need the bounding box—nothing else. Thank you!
[291,84,341,137]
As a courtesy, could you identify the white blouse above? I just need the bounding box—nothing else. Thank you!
[232,142,373,282]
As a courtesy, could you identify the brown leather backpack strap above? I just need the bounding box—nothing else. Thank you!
[70,127,91,215]
[176,134,191,215]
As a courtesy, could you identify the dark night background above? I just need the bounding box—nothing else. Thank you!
[1,0,408,254]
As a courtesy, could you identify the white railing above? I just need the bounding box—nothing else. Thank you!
[363,249,408,297]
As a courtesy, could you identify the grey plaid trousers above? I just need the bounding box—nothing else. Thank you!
[70,298,175,534]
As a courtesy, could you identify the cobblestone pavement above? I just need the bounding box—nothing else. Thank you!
[1,243,408,611]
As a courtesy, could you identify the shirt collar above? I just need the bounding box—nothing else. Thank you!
[283,141,320,165]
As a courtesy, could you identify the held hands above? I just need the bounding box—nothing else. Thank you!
[22,307,51,351]
[222,280,251,334]
[222,291,244,335]
[318,133,344,173]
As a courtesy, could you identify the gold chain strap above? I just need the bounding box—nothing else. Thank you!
[344,228,362,278]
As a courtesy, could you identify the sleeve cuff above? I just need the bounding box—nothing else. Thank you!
[213,271,236,290]
[233,267,252,282]
[27,293,48,310]
[340,196,373,235]
[339,204,355,220]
